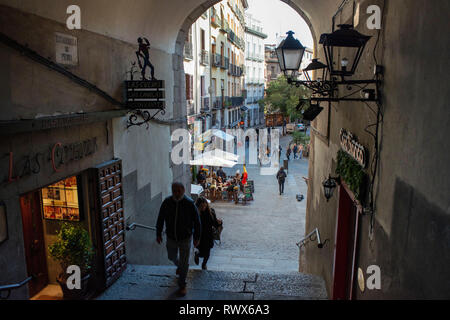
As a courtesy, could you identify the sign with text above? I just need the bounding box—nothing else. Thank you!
[340,129,367,168]
[125,80,165,110]
[55,32,78,66]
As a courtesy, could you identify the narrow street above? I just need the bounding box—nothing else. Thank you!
[195,132,308,273]
[96,131,326,300]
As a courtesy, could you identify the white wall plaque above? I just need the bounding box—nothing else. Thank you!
[55,32,78,66]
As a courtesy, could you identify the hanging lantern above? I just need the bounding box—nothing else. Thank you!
[319,24,371,78]
[303,59,329,82]
[276,31,306,80]
[322,175,340,201]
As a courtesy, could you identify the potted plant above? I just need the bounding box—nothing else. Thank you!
[48,223,94,300]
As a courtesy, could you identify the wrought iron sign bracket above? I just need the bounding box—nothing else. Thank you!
[126,109,166,129]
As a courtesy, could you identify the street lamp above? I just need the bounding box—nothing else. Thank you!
[302,59,328,82]
[322,175,341,202]
[276,31,306,80]
[319,24,371,78]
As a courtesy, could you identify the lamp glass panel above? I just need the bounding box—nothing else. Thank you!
[283,49,304,71]
[276,47,285,71]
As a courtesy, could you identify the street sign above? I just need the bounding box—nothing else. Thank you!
[125,80,165,110]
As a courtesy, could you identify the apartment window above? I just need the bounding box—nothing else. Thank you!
[212,78,217,96]
[185,74,193,100]
[200,29,205,51]
[201,76,206,97]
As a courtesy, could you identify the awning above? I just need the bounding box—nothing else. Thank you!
[190,152,237,167]
[240,106,248,112]
[202,149,240,162]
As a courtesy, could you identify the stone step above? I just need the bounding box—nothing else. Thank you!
[96,264,328,300]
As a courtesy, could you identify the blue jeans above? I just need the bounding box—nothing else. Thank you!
[166,237,191,288]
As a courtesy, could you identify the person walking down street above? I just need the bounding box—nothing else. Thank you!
[156,182,201,297]
[276,167,287,195]
[293,144,298,160]
[194,197,223,270]
[298,144,304,160]
[278,145,282,160]
[286,147,291,161]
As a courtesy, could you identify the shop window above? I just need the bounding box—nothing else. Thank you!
[41,176,82,221]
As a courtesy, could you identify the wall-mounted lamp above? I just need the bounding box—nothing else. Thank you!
[0,202,8,245]
[322,175,341,201]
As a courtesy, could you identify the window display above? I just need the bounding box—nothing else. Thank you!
[41,176,81,221]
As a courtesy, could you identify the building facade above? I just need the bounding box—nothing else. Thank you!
[244,14,267,128]
[184,0,248,134]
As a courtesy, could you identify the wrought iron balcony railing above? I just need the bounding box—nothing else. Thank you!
[200,50,209,66]
[201,96,210,112]
[184,42,193,60]
[212,96,223,109]
[211,53,222,68]
[221,57,229,70]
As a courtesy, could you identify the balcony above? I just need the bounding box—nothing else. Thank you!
[221,57,229,70]
[201,96,210,112]
[211,96,223,110]
[246,53,264,62]
[211,53,222,68]
[187,101,195,116]
[225,96,244,107]
[200,50,209,66]
[228,64,243,77]
[184,42,193,60]
[220,20,230,34]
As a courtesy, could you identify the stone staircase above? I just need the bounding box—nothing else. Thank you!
[96,264,328,300]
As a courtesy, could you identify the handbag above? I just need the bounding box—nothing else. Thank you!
[210,209,223,243]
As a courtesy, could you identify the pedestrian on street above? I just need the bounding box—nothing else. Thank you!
[216,166,226,181]
[276,167,287,195]
[286,147,291,161]
[278,145,282,160]
[298,144,304,160]
[194,197,223,270]
[293,144,298,160]
[156,182,201,297]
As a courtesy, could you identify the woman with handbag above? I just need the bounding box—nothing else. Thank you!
[194,197,223,270]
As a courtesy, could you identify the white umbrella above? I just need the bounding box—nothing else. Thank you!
[203,149,240,162]
[190,153,237,168]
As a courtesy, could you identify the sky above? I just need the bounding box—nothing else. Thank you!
[245,0,314,49]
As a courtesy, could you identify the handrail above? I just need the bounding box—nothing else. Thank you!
[126,222,157,231]
[0,276,33,300]
[296,228,326,249]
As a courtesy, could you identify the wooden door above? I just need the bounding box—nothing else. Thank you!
[20,191,48,297]
[93,159,126,288]
[332,186,358,300]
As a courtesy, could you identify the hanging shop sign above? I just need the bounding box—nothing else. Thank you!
[339,128,367,168]
[3,138,97,183]
[124,80,165,109]
[55,32,78,66]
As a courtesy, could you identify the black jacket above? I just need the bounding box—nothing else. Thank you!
[277,170,287,183]
[156,195,201,242]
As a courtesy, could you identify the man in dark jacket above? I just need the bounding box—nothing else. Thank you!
[156,182,201,296]
[276,167,287,195]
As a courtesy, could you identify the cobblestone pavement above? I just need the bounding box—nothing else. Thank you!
[191,133,309,273]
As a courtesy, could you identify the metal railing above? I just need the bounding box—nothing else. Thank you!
[211,53,222,68]
[126,222,157,232]
[0,276,33,300]
[296,228,327,249]
[200,50,209,66]
[184,42,193,60]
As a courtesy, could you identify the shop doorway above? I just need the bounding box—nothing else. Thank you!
[20,175,84,299]
[332,185,361,300]
[20,191,48,297]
